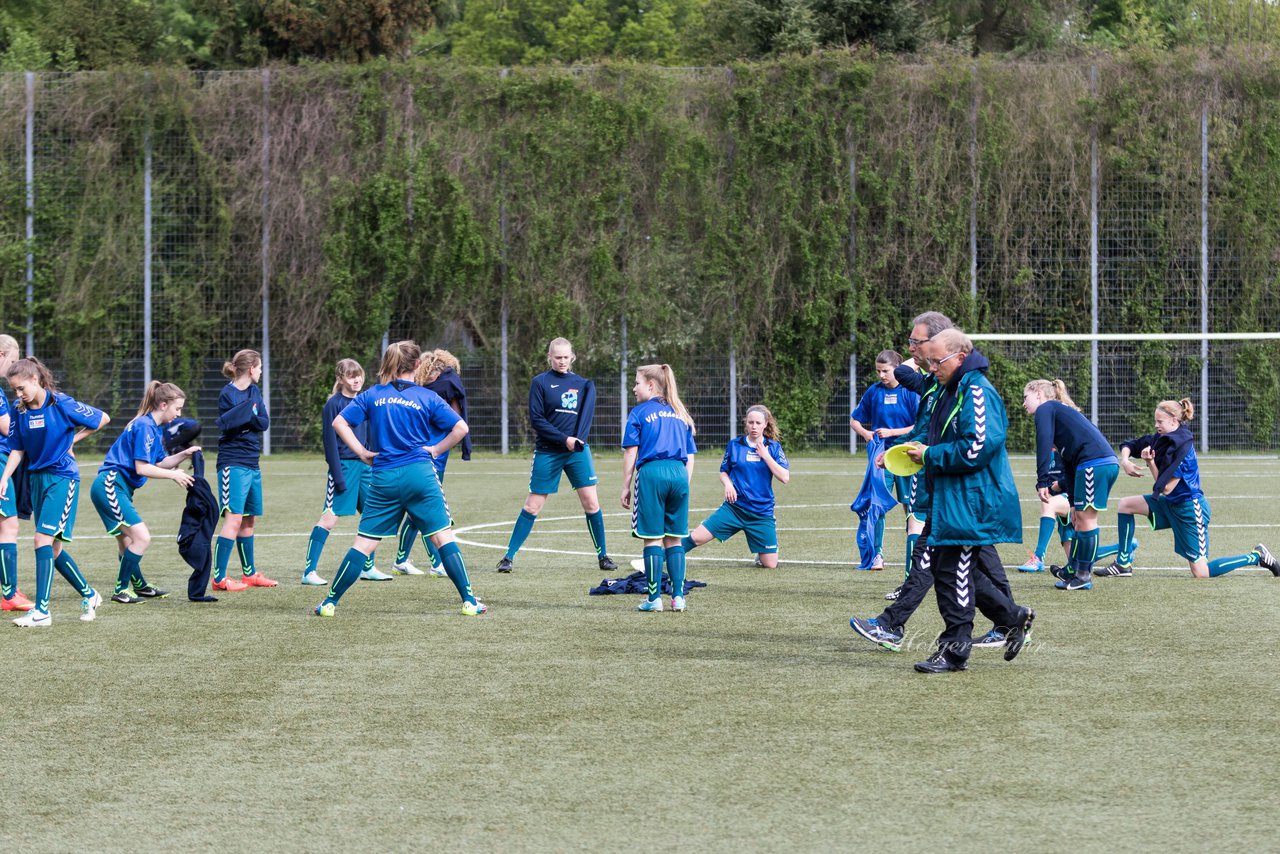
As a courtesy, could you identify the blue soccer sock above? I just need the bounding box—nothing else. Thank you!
[681,535,697,553]
[236,535,257,577]
[1095,541,1119,561]
[305,526,329,577]
[325,548,366,604]
[0,542,17,599]
[665,546,686,598]
[904,533,919,579]
[585,510,607,558]
[438,541,476,605]
[1071,528,1100,577]
[54,551,92,597]
[34,544,54,613]
[505,509,537,560]
[395,516,417,564]
[424,537,442,569]
[1117,513,1137,565]
[116,550,144,593]
[1208,552,1259,577]
[214,536,234,582]
[642,545,664,602]
[873,516,885,556]
[1034,517,1056,560]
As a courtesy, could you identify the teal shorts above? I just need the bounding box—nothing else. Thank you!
[701,501,778,554]
[1056,513,1075,543]
[359,461,453,540]
[1070,463,1118,511]
[218,465,263,517]
[1146,493,1211,562]
[90,469,143,534]
[323,458,370,517]
[0,452,15,518]
[29,470,79,542]
[529,447,597,495]
[893,470,928,519]
[631,459,689,540]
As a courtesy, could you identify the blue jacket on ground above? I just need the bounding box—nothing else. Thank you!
[921,350,1022,546]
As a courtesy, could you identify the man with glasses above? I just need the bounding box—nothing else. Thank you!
[901,328,1035,672]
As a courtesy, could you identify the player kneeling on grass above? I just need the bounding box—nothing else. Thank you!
[635,404,787,572]
[1107,398,1278,580]
[316,341,487,618]
[0,358,109,627]
[621,364,697,613]
[91,381,200,604]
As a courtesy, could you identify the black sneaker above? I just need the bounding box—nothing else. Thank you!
[133,585,169,599]
[496,557,513,573]
[971,627,1006,648]
[1095,562,1133,577]
[1004,607,1035,662]
[884,584,903,601]
[111,590,141,604]
[1049,565,1071,581]
[1255,543,1279,576]
[914,649,968,673]
[598,555,619,572]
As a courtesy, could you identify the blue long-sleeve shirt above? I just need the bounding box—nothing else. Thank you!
[216,382,269,470]
[322,392,369,493]
[528,370,596,452]
[1121,426,1202,502]
[1033,401,1116,490]
[426,368,471,462]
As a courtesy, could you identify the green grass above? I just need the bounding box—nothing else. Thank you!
[4,452,1279,851]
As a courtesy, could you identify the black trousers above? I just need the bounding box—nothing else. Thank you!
[931,544,1023,663]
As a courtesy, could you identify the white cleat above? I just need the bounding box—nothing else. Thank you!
[14,609,52,628]
[392,561,425,576]
[80,590,102,622]
[301,571,328,586]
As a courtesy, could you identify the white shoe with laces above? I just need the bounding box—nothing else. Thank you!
[393,561,425,576]
[80,590,102,622]
[14,609,51,628]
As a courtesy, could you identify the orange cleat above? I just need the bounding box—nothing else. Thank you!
[212,577,249,592]
[241,573,278,588]
[2,590,35,611]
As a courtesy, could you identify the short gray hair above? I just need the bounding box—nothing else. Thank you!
[911,311,953,338]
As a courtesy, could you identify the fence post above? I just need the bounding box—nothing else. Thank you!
[845,119,857,455]
[499,67,510,455]
[143,74,153,386]
[969,63,979,303]
[1089,64,1100,426]
[260,68,272,454]
[24,72,34,357]
[728,343,737,438]
[1200,101,1210,453]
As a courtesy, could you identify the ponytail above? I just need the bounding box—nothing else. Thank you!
[332,358,365,395]
[1024,378,1080,412]
[136,380,186,419]
[223,349,261,380]
[1158,398,1195,424]
[5,357,56,410]
[746,404,780,441]
[378,341,421,384]
[637,363,696,434]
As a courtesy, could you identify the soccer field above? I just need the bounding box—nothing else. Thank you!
[4,451,1279,851]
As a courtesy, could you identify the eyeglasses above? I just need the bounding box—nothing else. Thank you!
[925,352,961,368]
[907,336,929,347]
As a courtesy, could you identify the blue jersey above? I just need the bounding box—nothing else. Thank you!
[720,435,788,518]
[1122,426,1202,503]
[0,393,10,455]
[1033,401,1116,490]
[99,413,165,490]
[529,370,596,452]
[339,380,461,472]
[9,391,106,480]
[426,368,471,461]
[851,382,920,447]
[623,398,697,466]
[216,382,269,470]
[322,392,369,492]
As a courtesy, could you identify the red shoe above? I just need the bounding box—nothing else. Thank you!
[2,590,35,611]
[241,573,278,588]
[212,577,249,592]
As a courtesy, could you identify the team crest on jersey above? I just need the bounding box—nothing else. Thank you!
[560,389,579,410]
[29,414,45,429]
[885,393,898,404]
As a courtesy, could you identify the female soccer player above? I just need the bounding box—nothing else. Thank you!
[849,350,921,572]
[679,404,788,568]
[392,349,471,577]
[1104,398,1278,579]
[0,358,109,627]
[0,335,35,612]
[316,340,486,617]
[621,363,697,612]
[302,359,383,586]
[1023,379,1118,591]
[213,349,277,590]
[90,381,199,603]
[496,337,617,574]
[1017,448,1075,573]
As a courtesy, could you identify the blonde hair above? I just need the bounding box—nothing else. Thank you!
[378,341,421,384]
[416,349,462,386]
[331,358,365,395]
[1024,379,1080,412]
[136,381,185,419]
[637,363,696,434]
[0,334,18,356]
[222,349,261,380]
[546,337,575,368]
[1157,398,1194,424]
[745,404,779,441]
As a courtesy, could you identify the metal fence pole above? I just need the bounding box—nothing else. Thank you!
[845,120,857,455]
[969,63,979,303]
[1200,102,1210,453]
[620,314,628,438]
[24,72,34,357]
[728,342,737,438]
[261,68,272,454]
[143,83,153,386]
[1089,64,1100,425]
[499,67,510,455]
